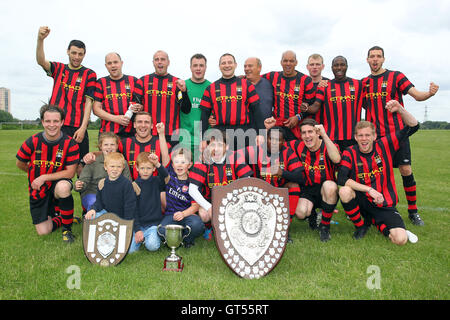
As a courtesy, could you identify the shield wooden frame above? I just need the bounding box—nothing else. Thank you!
[83,213,134,266]
[212,177,290,279]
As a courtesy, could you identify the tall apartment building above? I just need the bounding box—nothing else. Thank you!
[0,87,11,113]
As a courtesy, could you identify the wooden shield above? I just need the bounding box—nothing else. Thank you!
[83,213,134,266]
[212,177,290,279]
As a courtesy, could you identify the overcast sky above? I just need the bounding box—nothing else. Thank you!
[0,0,448,122]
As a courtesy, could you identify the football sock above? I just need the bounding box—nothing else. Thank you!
[402,174,417,214]
[342,198,364,228]
[320,201,337,227]
[59,195,74,231]
[288,186,301,221]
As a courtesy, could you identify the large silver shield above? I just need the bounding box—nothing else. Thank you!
[212,177,290,279]
[83,213,134,266]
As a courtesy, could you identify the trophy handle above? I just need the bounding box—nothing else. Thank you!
[157,224,166,242]
[182,225,191,241]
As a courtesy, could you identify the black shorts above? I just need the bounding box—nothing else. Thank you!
[62,125,89,160]
[393,137,412,168]
[355,192,405,231]
[300,184,323,209]
[29,179,73,225]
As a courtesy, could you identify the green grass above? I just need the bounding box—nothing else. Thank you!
[0,130,449,300]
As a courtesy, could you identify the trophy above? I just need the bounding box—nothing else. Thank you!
[157,224,191,271]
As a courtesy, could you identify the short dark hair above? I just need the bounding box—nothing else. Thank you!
[299,118,318,129]
[190,53,207,64]
[219,53,236,63]
[67,40,86,53]
[40,104,65,121]
[332,55,348,66]
[368,46,384,57]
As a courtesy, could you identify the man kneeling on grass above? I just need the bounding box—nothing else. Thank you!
[16,104,80,243]
[337,100,419,245]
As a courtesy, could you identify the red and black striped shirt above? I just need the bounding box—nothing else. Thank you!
[94,75,143,135]
[16,132,79,200]
[140,73,186,136]
[200,76,260,132]
[119,136,171,180]
[189,153,253,201]
[46,62,97,128]
[237,145,302,187]
[338,128,410,207]
[263,71,316,122]
[289,140,338,186]
[362,70,414,137]
[315,77,363,141]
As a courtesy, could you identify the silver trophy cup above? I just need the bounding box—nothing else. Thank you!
[157,224,191,271]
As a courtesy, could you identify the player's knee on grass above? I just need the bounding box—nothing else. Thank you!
[35,217,53,236]
[389,228,408,246]
[295,199,312,220]
[338,186,355,203]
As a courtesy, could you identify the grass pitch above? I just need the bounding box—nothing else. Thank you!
[0,129,448,300]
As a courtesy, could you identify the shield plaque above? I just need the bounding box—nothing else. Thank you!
[212,177,290,279]
[83,213,134,266]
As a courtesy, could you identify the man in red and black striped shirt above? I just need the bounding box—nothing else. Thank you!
[289,119,341,242]
[362,46,439,226]
[263,50,316,140]
[338,100,420,245]
[140,50,191,143]
[36,26,97,164]
[188,130,254,227]
[93,52,144,138]
[16,105,79,243]
[236,127,304,243]
[119,112,171,181]
[307,56,363,151]
[200,53,264,151]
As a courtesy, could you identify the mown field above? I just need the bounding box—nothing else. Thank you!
[0,129,448,303]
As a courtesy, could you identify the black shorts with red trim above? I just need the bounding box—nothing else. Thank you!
[29,179,73,225]
[355,191,405,231]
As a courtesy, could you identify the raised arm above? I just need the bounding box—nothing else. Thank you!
[36,26,51,73]
[407,82,439,102]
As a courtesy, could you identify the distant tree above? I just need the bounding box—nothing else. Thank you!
[0,110,15,122]
[420,121,450,130]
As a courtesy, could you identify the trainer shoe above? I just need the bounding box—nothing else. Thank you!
[203,227,213,241]
[62,230,75,243]
[72,216,82,224]
[409,213,424,226]
[406,230,419,243]
[353,225,370,240]
[319,225,331,242]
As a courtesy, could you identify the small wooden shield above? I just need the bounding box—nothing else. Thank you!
[83,213,134,266]
[212,177,290,279]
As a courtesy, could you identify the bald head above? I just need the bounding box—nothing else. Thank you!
[153,50,170,76]
[105,52,123,80]
[105,52,122,62]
